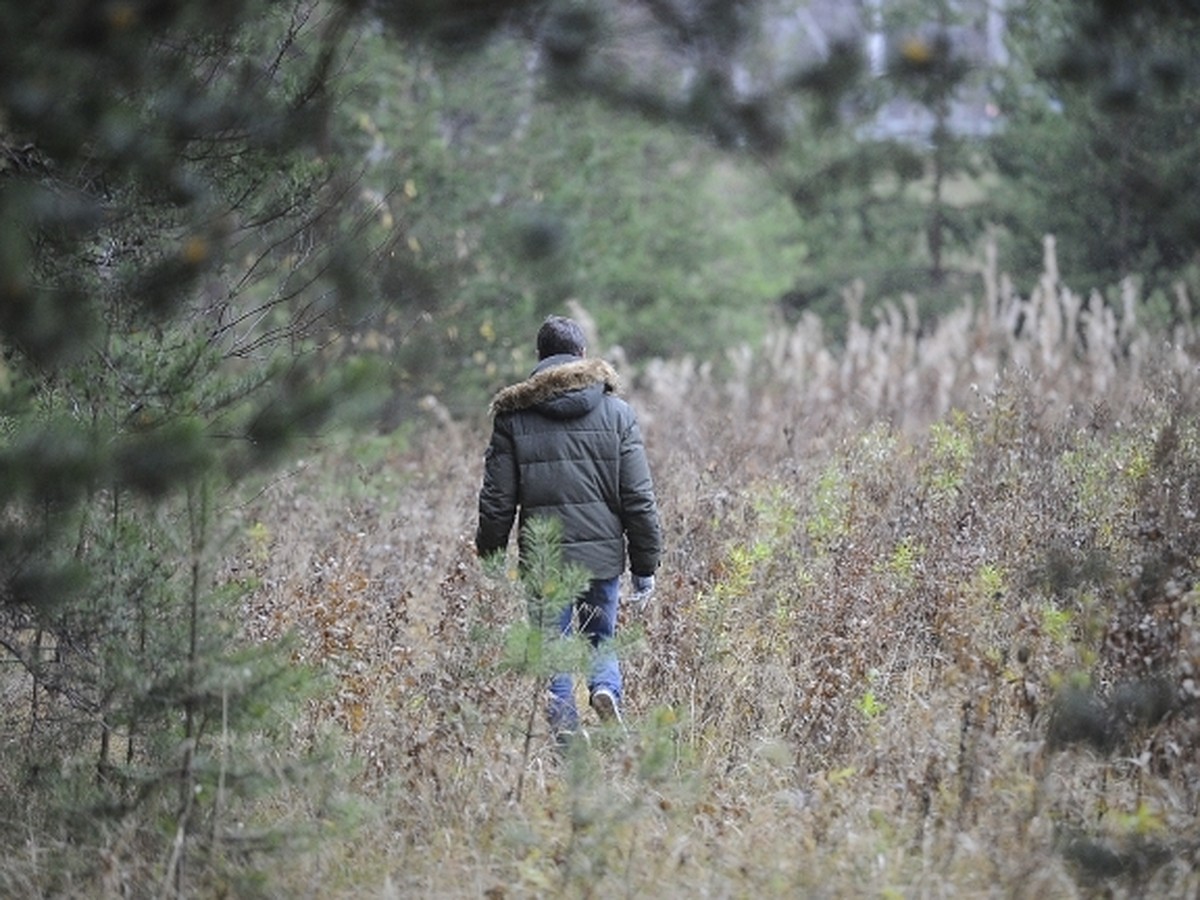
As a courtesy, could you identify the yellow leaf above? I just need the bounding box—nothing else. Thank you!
[181,235,209,265]
[346,702,366,734]
[901,37,932,64]
[829,766,857,786]
[107,3,138,29]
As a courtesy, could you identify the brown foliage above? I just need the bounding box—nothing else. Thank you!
[223,239,1200,895]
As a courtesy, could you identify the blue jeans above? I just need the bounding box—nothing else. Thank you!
[546,576,621,732]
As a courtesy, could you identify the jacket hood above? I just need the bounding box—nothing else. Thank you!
[489,356,621,418]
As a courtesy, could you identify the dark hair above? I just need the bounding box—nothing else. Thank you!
[536,315,586,359]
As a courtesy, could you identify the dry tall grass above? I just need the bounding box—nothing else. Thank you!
[227,239,1199,898]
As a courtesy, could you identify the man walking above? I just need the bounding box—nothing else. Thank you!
[476,315,661,738]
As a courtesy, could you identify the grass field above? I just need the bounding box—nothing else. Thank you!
[221,242,1200,897]
[3,242,1198,897]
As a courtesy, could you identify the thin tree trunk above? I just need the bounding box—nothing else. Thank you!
[929,95,948,285]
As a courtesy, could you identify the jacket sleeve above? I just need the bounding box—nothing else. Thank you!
[618,414,662,577]
[476,417,518,559]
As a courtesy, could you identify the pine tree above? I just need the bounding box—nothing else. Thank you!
[492,516,591,799]
[1,1,383,892]
[993,0,1200,294]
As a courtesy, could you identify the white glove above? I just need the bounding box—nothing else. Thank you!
[631,574,655,613]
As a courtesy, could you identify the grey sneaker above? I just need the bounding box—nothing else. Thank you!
[589,688,622,725]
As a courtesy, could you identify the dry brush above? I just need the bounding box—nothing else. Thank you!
[211,240,1200,895]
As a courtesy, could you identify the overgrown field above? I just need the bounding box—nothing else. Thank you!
[219,244,1200,898]
[7,244,1197,897]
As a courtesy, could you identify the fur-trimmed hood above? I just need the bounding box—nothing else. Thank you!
[489,356,620,418]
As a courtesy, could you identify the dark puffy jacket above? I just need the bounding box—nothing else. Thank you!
[476,354,661,580]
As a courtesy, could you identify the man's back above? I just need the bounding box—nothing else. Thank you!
[477,354,660,581]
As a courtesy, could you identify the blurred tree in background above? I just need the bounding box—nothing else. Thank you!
[374,0,1197,339]
[353,1,808,406]
[0,0,389,891]
[994,0,1200,300]
[774,0,999,321]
